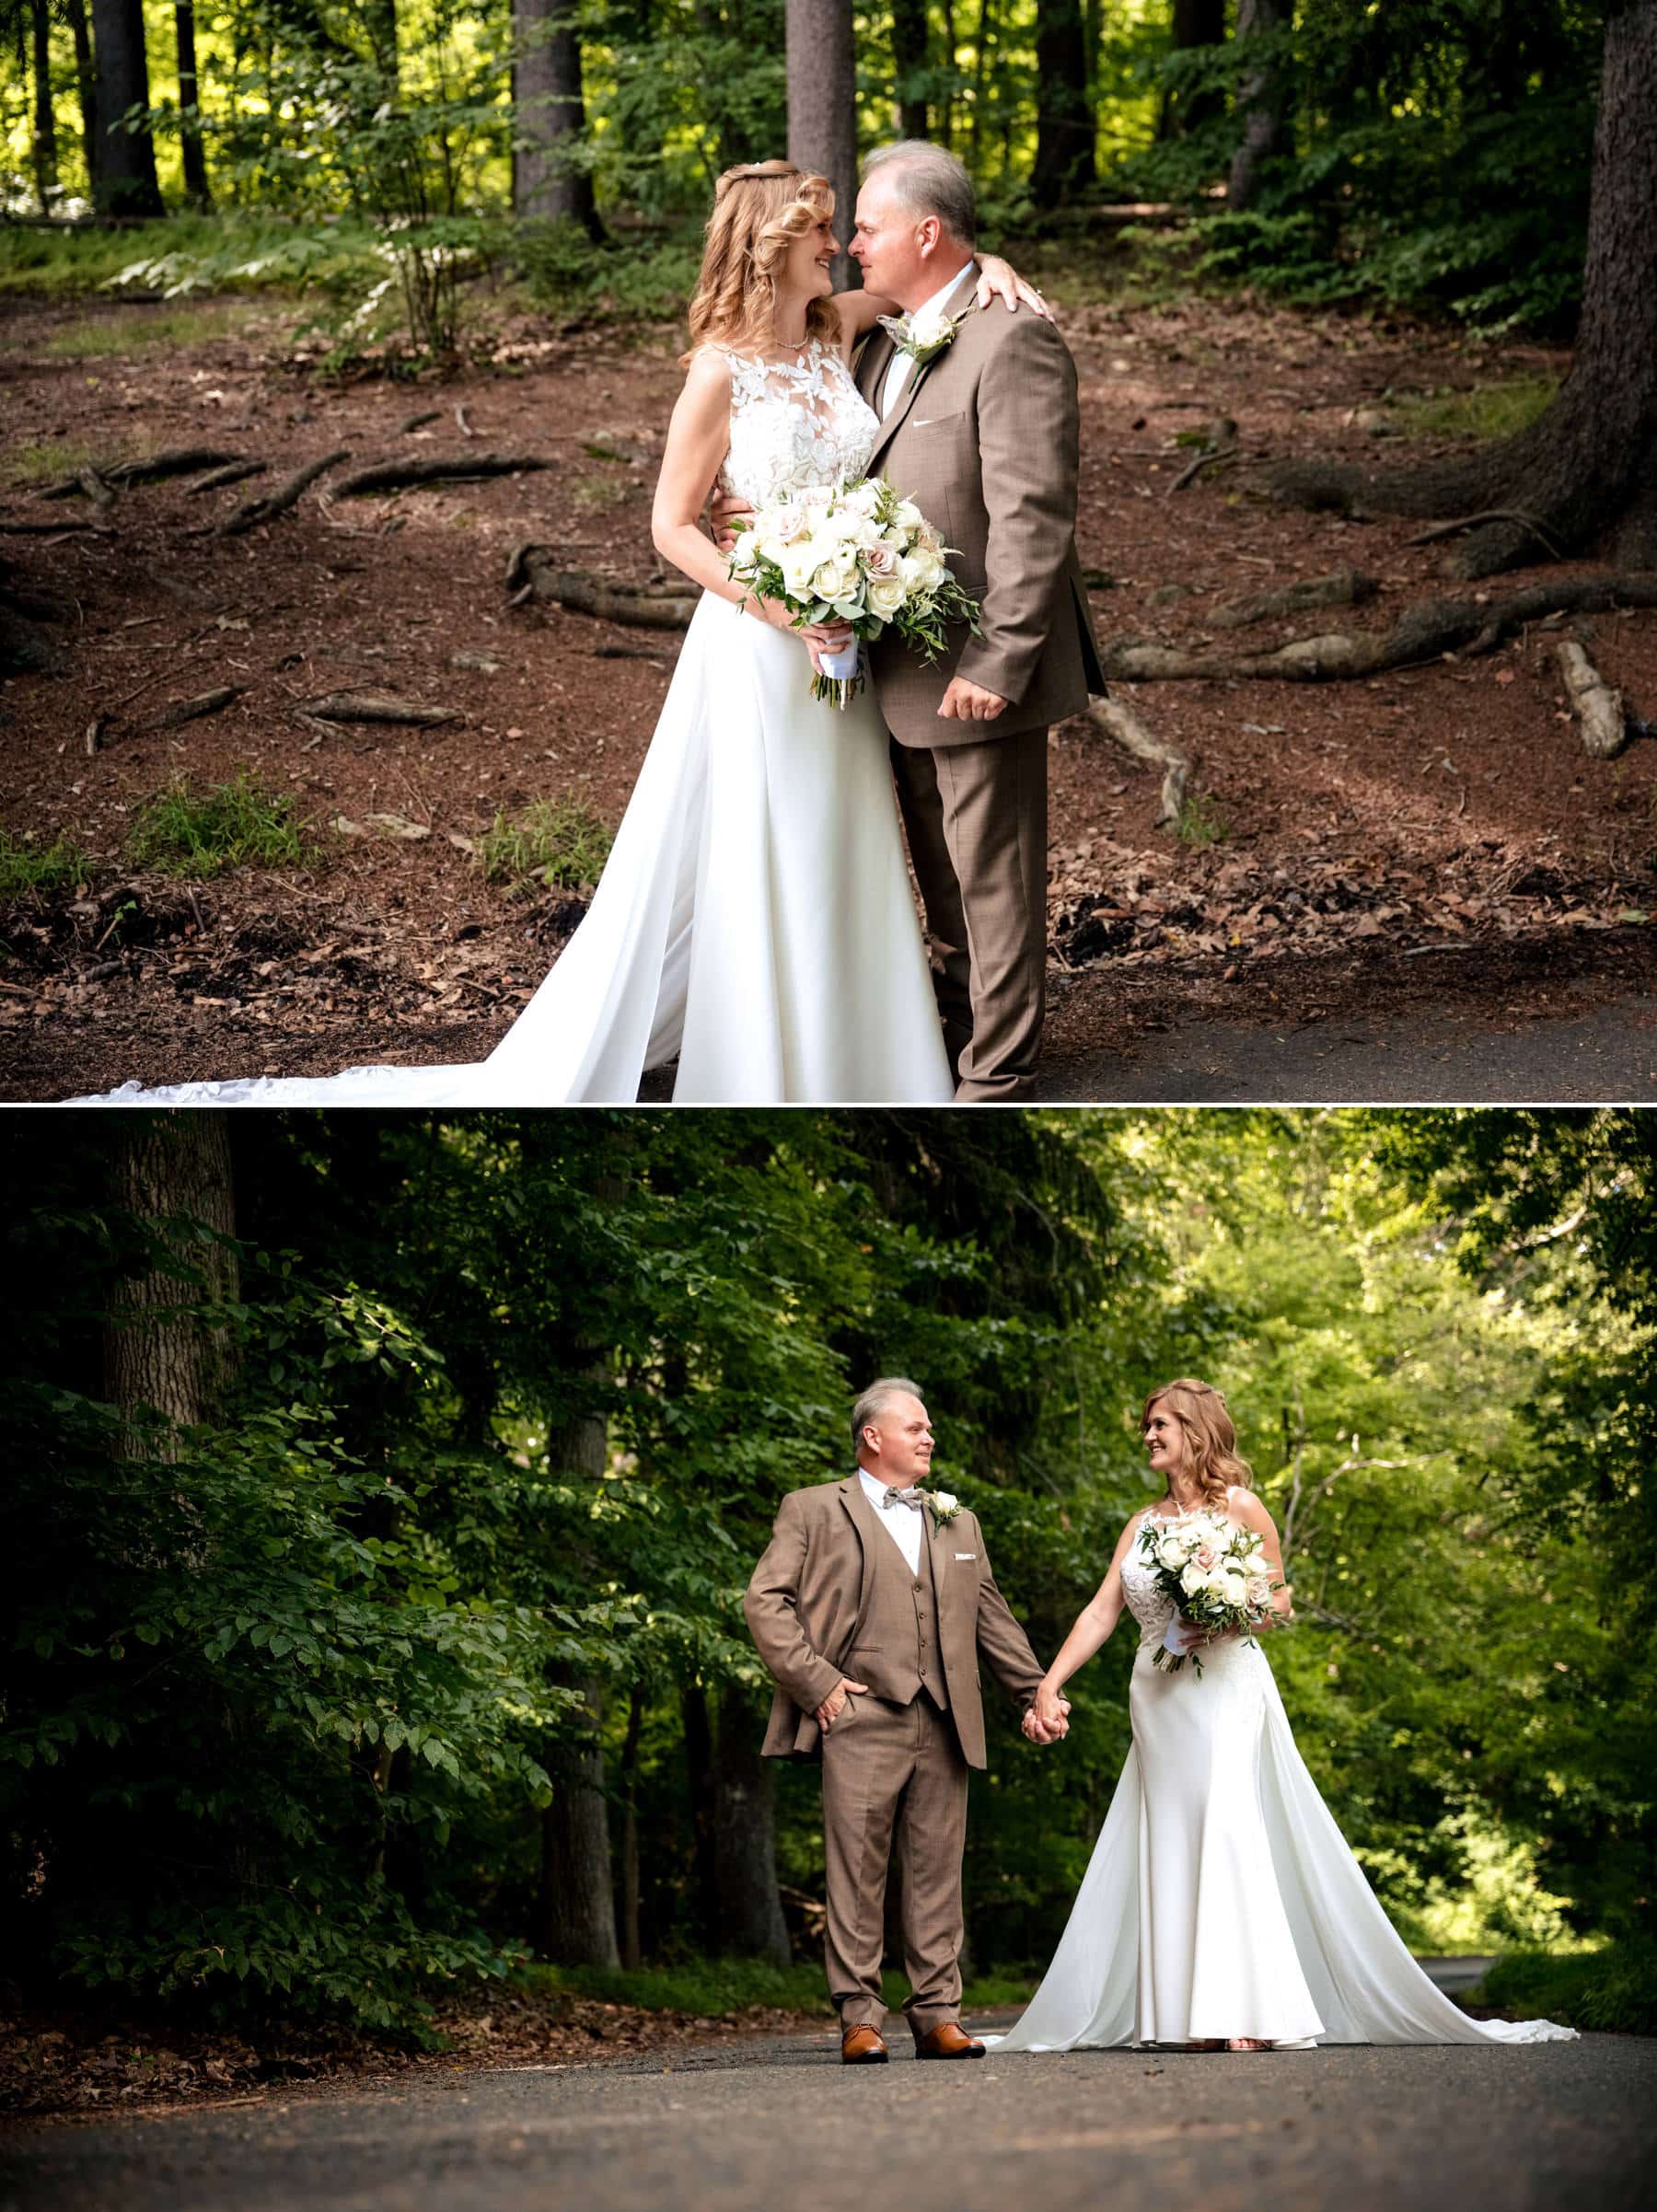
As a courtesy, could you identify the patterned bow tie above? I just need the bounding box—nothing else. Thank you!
[882,1485,925,1511]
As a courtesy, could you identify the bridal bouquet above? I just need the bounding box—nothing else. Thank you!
[1138,1510,1280,1676]
[726,475,980,708]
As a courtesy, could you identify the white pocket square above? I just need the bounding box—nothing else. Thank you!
[955,1550,978,1560]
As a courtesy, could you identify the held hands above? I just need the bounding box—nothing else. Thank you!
[816,1676,869,1733]
[1023,1684,1072,1746]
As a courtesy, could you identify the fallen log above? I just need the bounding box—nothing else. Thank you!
[1209,570,1378,631]
[330,453,555,499]
[297,690,460,726]
[218,450,350,537]
[1555,641,1628,759]
[1083,694,1194,827]
[506,545,696,628]
[1102,573,1657,682]
[186,459,269,496]
[139,684,249,732]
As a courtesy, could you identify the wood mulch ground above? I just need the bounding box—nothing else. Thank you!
[3,282,1654,1100]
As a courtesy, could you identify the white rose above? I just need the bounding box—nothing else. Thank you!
[910,305,955,349]
[813,556,859,601]
[866,573,907,620]
[892,498,923,533]
[780,544,820,600]
[769,501,805,543]
[1179,1559,1207,1597]
[1155,1537,1184,1571]
[933,1490,958,1513]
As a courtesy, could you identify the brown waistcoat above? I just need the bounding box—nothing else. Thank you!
[851,1485,949,1713]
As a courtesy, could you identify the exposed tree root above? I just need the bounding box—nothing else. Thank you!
[1209,570,1378,631]
[1083,693,1194,825]
[330,454,555,499]
[505,547,698,628]
[296,690,460,726]
[1102,572,1657,683]
[1554,641,1628,758]
[217,451,351,538]
[139,686,249,733]
[186,460,268,497]
[106,448,250,488]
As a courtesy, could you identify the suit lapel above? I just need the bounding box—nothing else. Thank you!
[838,1477,875,1610]
[865,263,981,474]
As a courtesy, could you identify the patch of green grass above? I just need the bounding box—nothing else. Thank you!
[0,828,92,903]
[1470,1940,1657,2036]
[126,774,318,881]
[1391,376,1558,442]
[523,1957,1033,2019]
[2,439,98,488]
[31,302,261,360]
[0,214,388,301]
[478,797,613,895]
[1174,792,1228,849]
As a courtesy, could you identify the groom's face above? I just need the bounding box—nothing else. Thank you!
[851,175,935,309]
[863,1392,934,1485]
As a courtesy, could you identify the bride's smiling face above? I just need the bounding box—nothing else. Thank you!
[780,213,840,307]
[1143,1404,1190,1483]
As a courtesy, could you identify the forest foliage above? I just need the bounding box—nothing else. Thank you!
[3,1108,1651,2035]
[0,3,1607,349]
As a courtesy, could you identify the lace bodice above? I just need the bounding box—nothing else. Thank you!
[708,339,880,508]
[1120,1510,1182,1650]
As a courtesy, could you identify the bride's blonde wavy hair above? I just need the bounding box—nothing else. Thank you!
[1142,1378,1253,1512]
[681,160,842,365]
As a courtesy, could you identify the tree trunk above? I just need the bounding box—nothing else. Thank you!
[1227,0,1288,214]
[174,1,210,210]
[939,0,957,147]
[103,1114,238,1444]
[681,1678,719,1943]
[1162,0,1226,141]
[786,0,856,288]
[1270,0,1657,577]
[539,1673,620,1968]
[890,0,930,139]
[1032,0,1095,211]
[711,1683,791,1963]
[617,1682,644,1972]
[514,0,602,237]
[31,0,57,210]
[87,0,164,216]
[66,0,99,198]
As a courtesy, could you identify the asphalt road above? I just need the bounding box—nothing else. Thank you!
[1035,993,1657,1102]
[3,2022,1648,2212]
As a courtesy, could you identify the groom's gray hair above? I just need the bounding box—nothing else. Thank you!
[861,141,977,247]
[852,1376,925,1451]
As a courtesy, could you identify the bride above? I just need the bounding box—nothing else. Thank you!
[991,1378,1575,2053]
[69,163,1048,1109]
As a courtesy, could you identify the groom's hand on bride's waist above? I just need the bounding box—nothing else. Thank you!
[817,1677,870,1732]
[707,487,751,554]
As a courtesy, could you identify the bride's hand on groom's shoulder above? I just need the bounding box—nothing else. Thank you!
[975,257,1054,324]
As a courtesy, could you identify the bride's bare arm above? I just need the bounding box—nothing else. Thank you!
[1030,1515,1140,1731]
[1232,1488,1294,1625]
[829,253,1054,355]
[651,353,763,608]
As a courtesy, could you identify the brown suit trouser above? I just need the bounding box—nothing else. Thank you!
[820,1691,969,2036]
[890,726,1049,1103]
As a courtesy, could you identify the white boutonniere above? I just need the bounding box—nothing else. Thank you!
[927,1488,963,1526]
[876,305,962,366]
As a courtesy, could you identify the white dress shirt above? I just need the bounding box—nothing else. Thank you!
[858,1465,924,1574]
[880,259,979,419]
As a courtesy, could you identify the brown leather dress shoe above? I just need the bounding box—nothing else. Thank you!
[840,2024,889,2065]
[913,2021,985,2060]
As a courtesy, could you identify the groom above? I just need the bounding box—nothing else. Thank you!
[851,143,1104,1102]
[744,1379,1066,2066]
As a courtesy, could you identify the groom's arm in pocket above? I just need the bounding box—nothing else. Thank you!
[969,1514,1048,1710]
[744,1492,845,1713]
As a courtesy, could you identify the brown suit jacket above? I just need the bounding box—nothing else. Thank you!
[743,1475,1046,1769]
[855,265,1105,748]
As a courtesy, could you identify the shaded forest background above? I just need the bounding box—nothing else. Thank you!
[3,1106,1652,2041]
[0,1,1606,342]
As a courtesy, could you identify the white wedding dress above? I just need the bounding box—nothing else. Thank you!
[988,1506,1576,2051]
[68,341,953,1107]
